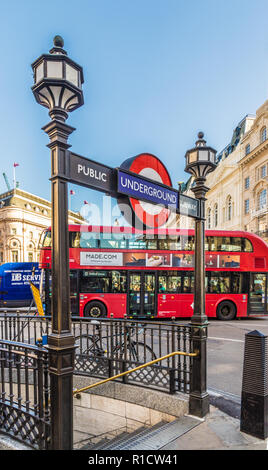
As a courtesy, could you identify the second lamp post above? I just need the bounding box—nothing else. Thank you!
[185,132,217,417]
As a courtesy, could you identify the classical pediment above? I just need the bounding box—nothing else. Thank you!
[208,164,238,187]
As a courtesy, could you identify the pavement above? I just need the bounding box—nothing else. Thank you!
[0,402,267,451]
[161,406,268,451]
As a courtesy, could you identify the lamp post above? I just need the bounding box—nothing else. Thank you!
[185,132,217,417]
[31,36,84,449]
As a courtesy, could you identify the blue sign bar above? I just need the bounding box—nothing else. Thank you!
[118,169,178,208]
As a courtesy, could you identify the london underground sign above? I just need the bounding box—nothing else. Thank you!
[66,150,200,227]
[118,153,176,228]
[118,169,178,206]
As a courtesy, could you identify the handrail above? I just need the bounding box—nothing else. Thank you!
[73,350,198,396]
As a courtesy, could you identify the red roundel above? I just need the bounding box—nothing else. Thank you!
[120,153,172,228]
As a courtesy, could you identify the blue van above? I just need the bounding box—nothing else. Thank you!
[0,262,41,308]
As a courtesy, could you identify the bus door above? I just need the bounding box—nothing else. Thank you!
[249,273,268,313]
[144,273,156,316]
[128,272,156,317]
[70,270,79,315]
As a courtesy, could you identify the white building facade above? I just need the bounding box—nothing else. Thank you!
[0,189,84,264]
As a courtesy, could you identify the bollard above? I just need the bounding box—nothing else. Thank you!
[240,330,268,439]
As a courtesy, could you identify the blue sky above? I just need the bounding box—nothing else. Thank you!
[1,0,268,217]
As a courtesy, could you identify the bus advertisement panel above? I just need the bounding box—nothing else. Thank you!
[0,262,41,308]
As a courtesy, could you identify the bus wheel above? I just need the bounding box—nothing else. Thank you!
[84,301,107,318]
[216,301,236,321]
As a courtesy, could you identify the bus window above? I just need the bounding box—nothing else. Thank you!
[206,236,215,251]
[168,236,181,250]
[181,236,195,250]
[101,233,127,249]
[43,231,52,247]
[70,232,80,247]
[129,235,147,250]
[229,238,242,252]
[112,271,127,293]
[244,238,253,252]
[210,274,230,293]
[231,273,242,294]
[158,276,167,292]
[205,236,253,252]
[183,275,194,293]
[147,239,157,250]
[158,239,169,250]
[167,275,181,293]
[81,271,109,293]
[80,233,99,248]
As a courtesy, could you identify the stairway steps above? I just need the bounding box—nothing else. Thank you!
[88,416,201,450]
[82,428,146,450]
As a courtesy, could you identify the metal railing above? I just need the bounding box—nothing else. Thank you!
[73,349,198,397]
[0,338,50,449]
[0,313,195,394]
[0,313,196,448]
[72,317,194,394]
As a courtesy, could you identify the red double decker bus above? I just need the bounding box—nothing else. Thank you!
[39,225,268,320]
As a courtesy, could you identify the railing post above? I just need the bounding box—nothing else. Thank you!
[169,369,176,394]
[122,360,128,384]
[189,324,209,417]
[108,358,113,378]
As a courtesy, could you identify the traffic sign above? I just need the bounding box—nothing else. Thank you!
[178,193,199,218]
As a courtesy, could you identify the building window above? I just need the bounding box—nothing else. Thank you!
[261,165,267,179]
[245,177,250,189]
[214,204,218,227]
[0,252,3,263]
[227,196,232,221]
[245,144,250,155]
[207,208,211,229]
[258,189,267,210]
[261,127,267,143]
[28,253,33,262]
[29,231,33,240]
[11,228,17,235]
[12,251,18,262]
[245,199,250,214]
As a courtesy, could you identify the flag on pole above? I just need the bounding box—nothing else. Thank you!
[13,163,19,189]
[69,189,75,214]
[84,200,89,204]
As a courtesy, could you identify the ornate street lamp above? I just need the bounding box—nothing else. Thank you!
[32,35,84,121]
[185,132,217,417]
[31,36,84,450]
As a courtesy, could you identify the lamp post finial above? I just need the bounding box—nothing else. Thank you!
[53,35,64,48]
